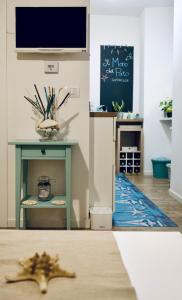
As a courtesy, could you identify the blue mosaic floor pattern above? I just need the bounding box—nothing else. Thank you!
[112,174,177,227]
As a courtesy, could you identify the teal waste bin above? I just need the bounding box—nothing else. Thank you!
[151,157,171,179]
[166,163,171,179]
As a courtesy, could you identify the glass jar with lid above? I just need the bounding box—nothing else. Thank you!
[38,176,51,201]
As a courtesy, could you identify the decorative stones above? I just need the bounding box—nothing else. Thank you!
[51,199,66,205]
[22,200,38,205]
[39,119,59,129]
[36,119,60,140]
[24,85,71,140]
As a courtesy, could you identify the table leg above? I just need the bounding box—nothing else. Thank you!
[65,146,71,230]
[15,146,21,229]
[22,160,28,229]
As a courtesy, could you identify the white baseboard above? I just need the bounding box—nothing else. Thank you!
[169,188,182,203]
[7,218,90,229]
[7,219,16,228]
[143,170,153,176]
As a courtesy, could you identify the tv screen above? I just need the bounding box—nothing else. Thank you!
[15,7,87,50]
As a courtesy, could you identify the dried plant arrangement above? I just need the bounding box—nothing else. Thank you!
[24,84,70,139]
[5,252,76,294]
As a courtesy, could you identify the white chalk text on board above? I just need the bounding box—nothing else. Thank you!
[100,45,134,112]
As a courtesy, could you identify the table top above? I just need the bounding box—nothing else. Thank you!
[116,118,143,123]
[8,139,78,146]
[90,112,116,117]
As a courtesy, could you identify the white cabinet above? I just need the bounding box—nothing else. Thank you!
[89,115,116,210]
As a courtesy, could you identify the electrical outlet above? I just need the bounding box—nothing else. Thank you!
[44,61,59,73]
[68,87,80,98]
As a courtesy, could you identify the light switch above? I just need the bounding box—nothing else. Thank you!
[68,87,80,98]
[44,61,59,73]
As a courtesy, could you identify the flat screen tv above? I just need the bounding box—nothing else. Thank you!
[15,7,87,52]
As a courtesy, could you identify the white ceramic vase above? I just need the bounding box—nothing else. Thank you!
[117,112,124,119]
[36,118,60,140]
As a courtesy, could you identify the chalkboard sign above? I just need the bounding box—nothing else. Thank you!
[100,45,134,112]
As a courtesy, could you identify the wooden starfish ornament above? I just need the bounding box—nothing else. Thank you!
[5,252,76,293]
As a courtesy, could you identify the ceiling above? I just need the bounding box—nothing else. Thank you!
[91,0,174,16]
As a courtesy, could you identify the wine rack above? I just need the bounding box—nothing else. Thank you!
[116,120,143,175]
[119,151,141,174]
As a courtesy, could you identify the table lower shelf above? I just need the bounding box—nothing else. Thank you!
[20,195,67,208]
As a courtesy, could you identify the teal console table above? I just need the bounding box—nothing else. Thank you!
[8,140,78,230]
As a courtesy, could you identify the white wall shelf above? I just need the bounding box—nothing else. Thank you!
[160,118,172,130]
[160,118,172,121]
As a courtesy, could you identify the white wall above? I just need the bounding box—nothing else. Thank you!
[0,0,8,227]
[90,10,173,174]
[170,0,182,201]
[6,0,90,228]
[89,117,115,208]
[142,7,173,174]
[139,11,145,116]
[90,15,141,113]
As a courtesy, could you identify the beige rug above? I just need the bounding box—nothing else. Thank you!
[0,230,137,300]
